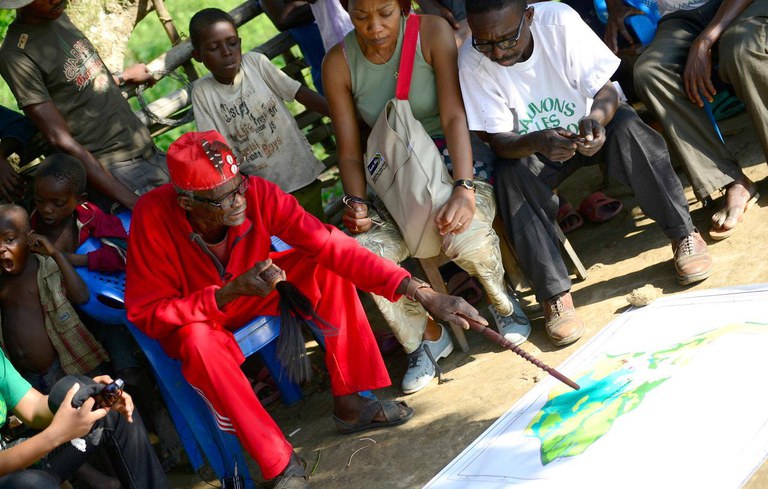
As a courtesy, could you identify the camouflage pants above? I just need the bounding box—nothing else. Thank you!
[355,181,513,353]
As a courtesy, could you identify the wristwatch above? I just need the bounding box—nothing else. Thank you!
[453,178,476,192]
[112,72,125,86]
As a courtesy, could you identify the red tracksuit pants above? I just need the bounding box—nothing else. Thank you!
[160,252,392,479]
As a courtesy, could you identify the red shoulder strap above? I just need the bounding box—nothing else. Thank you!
[395,14,420,101]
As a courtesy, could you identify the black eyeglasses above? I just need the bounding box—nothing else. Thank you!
[191,175,249,209]
[472,8,530,53]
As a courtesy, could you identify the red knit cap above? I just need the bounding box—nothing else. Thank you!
[167,130,240,191]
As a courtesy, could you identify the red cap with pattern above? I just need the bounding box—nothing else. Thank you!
[167,130,240,191]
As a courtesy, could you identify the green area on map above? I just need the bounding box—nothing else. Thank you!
[526,323,766,465]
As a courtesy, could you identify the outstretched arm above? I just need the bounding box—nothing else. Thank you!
[396,276,488,332]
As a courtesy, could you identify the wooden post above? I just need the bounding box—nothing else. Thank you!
[145,1,263,76]
[151,0,198,81]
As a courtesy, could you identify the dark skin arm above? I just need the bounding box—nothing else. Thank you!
[28,231,90,305]
[111,63,155,87]
[323,43,373,233]
[416,0,460,29]
[62,252,89,268]
[259,0,315,31]
[573,82,618,157]
[214,259,280,308]
[683,0,753,107]
[214,258,489,332]
[0,137,26,202]
[603,0,644,53]
[394,276,488,331]
[295,86,330,118]
[22,102,139,209]
[486,82,618,161]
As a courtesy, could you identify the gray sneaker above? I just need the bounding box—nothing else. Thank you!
[401,324,454,394]
[489,295,531,346]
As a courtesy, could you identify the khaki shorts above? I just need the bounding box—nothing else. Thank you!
[108,148,170,196]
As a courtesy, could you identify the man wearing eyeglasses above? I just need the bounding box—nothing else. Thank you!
[458,0,712,346]
[124,130,488,487]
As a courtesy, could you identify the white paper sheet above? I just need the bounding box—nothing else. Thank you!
[425,284,768,489]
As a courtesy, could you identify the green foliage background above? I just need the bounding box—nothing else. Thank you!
[0,0,280,149]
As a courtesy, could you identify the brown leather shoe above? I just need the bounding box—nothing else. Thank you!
[542,292,584,346]
[672,231,712,286]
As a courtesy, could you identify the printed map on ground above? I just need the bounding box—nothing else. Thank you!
[425,285,768,489]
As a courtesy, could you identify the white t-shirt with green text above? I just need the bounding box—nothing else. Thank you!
[458,2,620,137]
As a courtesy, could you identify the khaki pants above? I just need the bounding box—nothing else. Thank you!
[355,181,512,353]
[634,0,768,200]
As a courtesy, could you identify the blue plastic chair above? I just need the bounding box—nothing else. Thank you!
[593,0,660,46]
[125,317,305,489]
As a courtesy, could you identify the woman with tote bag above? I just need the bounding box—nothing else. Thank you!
[323,0,531,395]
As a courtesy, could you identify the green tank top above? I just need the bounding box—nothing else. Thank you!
[343,16,443,138]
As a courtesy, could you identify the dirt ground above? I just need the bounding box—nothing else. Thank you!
[170,114,768,488]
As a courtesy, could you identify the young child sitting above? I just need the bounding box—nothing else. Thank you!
[30,155,184,470]
[0,204,107,391]
[189,7,331,220]
[31,154,127,273]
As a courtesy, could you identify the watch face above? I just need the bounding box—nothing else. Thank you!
[455,179,475,190]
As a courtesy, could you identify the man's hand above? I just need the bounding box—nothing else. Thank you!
[342,200,373,234]
[536,128,579,162]
[45,384,107,446]
[413,286,488,332]
[604,0,643,53]
[0,156,26,202]
[216,259,281,309]
[574,117,607,157]
[92,375,134,423]
[120,63,155,86]
[27,231,57,257]
[683,36,716,107]
[234,259,283,297]
[435,188,475,235]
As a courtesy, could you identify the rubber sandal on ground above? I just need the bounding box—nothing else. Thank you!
[556,202,584,233]
[709,192,759,241]
[333,399,414,434]
[578,191,623,223]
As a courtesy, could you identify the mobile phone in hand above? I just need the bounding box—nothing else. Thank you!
[92,379,125,408]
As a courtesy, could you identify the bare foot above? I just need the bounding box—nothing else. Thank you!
[710,176,758,235]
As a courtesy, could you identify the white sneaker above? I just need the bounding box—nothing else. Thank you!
[489,295,531,346]
[401,325,454,394]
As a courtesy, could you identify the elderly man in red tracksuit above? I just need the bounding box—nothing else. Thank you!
[125,130,486,487]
